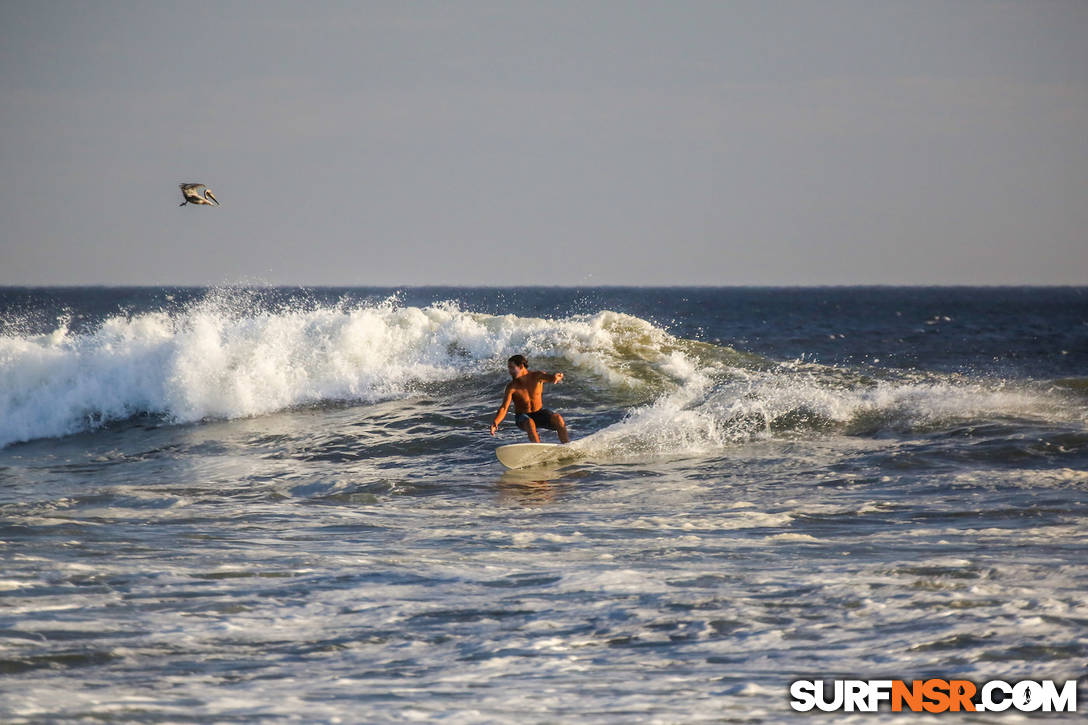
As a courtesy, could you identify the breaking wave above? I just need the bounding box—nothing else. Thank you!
[1,291,1083,450]
[0,293,726,447]
[581,370,1086,461]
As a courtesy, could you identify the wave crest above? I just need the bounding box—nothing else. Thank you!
[0,295,724,447]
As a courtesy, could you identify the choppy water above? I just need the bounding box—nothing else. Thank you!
[1,287,1086,722]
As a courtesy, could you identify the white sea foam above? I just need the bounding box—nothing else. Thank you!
[575,363,1085,462]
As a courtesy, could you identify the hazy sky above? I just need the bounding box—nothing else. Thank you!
[2,1,1086,286]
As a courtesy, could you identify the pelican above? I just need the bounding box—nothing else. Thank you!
[179,183,219,206]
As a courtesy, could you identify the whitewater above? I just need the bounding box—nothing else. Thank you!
[1,286,1086,722]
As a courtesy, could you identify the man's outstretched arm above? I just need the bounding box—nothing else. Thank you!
[490,385,514,436]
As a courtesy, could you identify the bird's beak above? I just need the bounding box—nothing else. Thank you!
[206,191,219,206]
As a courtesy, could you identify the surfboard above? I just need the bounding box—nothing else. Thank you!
[495,442,574,470]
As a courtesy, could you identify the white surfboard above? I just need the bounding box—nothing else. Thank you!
[495,442,575,470]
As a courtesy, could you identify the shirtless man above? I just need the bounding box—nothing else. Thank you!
[489,354,570,443]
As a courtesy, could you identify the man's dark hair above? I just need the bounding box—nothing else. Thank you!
[508,354,528,369]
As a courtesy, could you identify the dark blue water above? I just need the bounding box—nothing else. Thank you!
[1,287,1085,722]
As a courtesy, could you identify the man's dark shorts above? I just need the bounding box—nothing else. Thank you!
[516,409,557,430]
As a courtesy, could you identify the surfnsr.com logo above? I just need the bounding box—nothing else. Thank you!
[789,679,1078,713]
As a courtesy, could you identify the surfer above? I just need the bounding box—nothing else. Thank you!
[489,354,570,443]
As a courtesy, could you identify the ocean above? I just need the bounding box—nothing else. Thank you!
[1,286,1085,722]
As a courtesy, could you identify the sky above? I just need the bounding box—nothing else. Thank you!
[1,0,1086,286]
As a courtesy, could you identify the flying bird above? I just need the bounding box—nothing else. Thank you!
[179,183,219,206]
